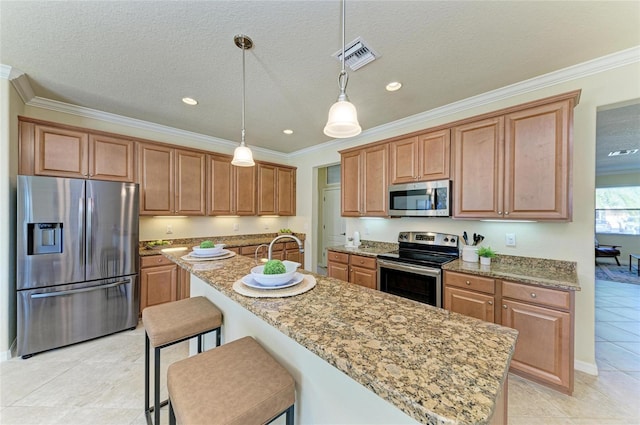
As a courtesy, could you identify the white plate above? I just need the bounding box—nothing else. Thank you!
[241,272,304,290]
[189,249,231,258]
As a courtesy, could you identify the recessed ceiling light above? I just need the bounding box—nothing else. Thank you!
[385,81,402,92]
[608,149,639,156]
[182,97,198,106]
[283,129,294,135]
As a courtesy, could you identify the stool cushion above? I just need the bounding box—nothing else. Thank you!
[168,336,295,425]
[143,296,222,347]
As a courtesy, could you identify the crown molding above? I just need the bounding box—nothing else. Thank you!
[0,64,36,103]
[25,96,287,159]
[290,45,640,158]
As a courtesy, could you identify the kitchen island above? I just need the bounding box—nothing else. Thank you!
[161,248,518,425]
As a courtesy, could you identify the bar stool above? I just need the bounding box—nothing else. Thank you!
[167,336,295,425]
[142,296,222,425]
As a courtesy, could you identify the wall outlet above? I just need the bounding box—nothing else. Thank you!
[233,223,239,231]
[505,233,516,247]
[165,224,173,234]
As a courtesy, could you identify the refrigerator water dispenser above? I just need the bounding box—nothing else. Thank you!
[28,223,63,254]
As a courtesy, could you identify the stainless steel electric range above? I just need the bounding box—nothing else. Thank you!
[377,231,459,308]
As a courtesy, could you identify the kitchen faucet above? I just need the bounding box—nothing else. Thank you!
[268,235,304,260]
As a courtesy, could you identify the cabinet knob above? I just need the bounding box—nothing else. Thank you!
[505,211,510,215]
[157,258,162,263]
[465,280,471,285]
[498,211,502,215]
[503,304,508,309]
[530,292,537,298]
[488,301,493,305]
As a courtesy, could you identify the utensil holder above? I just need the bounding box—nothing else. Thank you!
[462,246,479,263]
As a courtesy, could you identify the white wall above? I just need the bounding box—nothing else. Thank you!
[289,61,640,374]
[0,77,24,359]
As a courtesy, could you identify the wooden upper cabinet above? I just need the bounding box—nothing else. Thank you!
[175,149,206,215]
[33,123,89,178]
[341,144,388,217]
[19,119,134,181]
[207,154,234,215]
[234,165,257,216]
[89,134,135,182]
[453,94,576,221]
[277,167,296,216]
[389,129,450,184]
[138,143,174,215]
[257,164,277,215]
[453,117,504,219]
[503,100,572,220]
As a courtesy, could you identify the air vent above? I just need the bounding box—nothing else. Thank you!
[333,37,379,71]
[608,149,639,156]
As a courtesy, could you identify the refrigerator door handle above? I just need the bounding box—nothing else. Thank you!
[30,279,130,299]
[79,197,85,269]
[86,197,93,264]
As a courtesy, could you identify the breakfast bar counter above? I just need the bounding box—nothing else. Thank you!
[161,248,518,425]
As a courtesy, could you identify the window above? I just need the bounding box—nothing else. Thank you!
[595,186,640,235]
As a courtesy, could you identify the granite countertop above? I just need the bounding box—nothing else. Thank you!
[161,248,518,425]
[443,255,580,291]
[326,241,398,258]
[140,233,306,257]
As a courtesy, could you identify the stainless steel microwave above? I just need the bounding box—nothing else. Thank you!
[388,180,451,217]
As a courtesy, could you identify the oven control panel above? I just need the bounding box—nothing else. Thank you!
[398,231,458,248]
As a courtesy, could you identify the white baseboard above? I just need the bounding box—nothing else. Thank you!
[575,359,599,376]
[0,339,16,362]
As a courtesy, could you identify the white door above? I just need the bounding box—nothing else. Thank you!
[321,187,346,267]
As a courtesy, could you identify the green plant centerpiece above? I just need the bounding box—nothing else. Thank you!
[263,259,286,275]
[278,228,292,235]
[477,246,496,258]
[200,240,215,248]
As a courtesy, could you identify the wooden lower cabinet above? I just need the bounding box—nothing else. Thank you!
[139,254,192,314]
[327,250,377,290]
[443,271,574,395]
[238,242,304,268]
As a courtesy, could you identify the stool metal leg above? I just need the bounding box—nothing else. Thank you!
[285,404,295,425]
[216,328,221,347]
[144,333,150,420]
[197,334,203,353]
[154,346,161,425]
[169,399,176,425]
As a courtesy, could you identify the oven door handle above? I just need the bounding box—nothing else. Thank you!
[377,259,441,277]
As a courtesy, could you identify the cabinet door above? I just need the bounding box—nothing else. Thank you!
[502,299,572,394]
[175,149,206,215]
[138,143,174,215]
[504,100,572,220]
[89,134,135,182]
[277,167,296,216]
[207,154,234,215]
[34,124,89,178]
[418,129,450,181]
[362,144,388,216]
[140,264,177,312]
[444,286,495,323]
[328,261,349,282]
[453,117,504,218]
[350,266,377,290]
[234,165,256,215]
[284,249,304,268]
[389,136,418,184]
[257,164,277,215]
[341,150,362,216]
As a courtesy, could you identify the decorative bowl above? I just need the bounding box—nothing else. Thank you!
[192,244,225,255]
[251,260,300,286]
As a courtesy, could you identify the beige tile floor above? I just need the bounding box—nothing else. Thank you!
[0,278,638,424]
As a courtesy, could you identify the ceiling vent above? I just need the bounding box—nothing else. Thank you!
[333,37,380,71]
[608,148,639,156]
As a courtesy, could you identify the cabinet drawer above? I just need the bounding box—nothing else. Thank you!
[240,245,260,256]
[350,255,377,270]
[285,241,301,250]
[444,271,495,294]
[327,250,349,264]
[141,255,174,268]
[502,280,571,311]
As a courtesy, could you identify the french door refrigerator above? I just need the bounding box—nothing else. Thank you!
[17,175,139,358]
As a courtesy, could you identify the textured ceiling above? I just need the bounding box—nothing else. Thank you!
[1,1,640,156]
[596,101,640,176]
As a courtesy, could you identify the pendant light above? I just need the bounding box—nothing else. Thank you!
[231,34,255,167]
[323,0,362,138]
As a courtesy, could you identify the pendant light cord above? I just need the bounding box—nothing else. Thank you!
[241,38,246,147]
[338,0,349,99]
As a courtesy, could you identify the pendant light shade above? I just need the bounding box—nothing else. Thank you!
[231,34,255,167]
[324,0,361,139]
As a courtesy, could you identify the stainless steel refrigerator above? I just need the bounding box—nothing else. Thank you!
[17,175,139,358]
